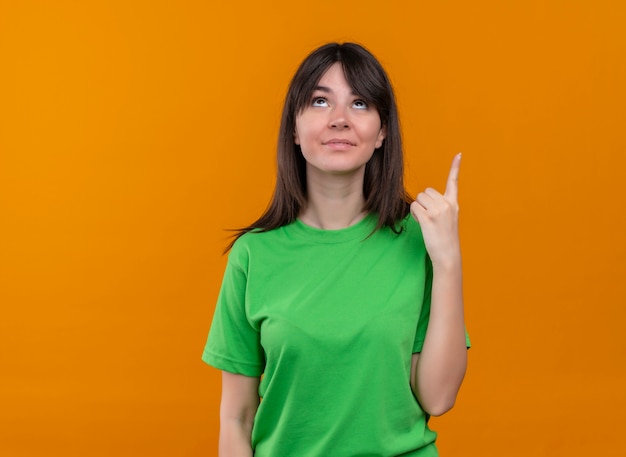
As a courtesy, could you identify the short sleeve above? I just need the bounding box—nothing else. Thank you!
[202,244,265,376]
[413,256,433,353]
[412,256,471,353]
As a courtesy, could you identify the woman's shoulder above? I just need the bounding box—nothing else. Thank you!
[381,213,426,249]
[386,212,422,237]
[228,224,291,257]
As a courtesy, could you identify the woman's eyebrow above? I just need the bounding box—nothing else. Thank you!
[313,85,332,93]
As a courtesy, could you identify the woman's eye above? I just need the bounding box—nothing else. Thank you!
[353,99,368,109]
[312,97,328,107]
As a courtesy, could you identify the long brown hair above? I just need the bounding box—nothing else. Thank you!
[227,42,411,250]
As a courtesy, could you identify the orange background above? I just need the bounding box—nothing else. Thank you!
[1,1,624,455]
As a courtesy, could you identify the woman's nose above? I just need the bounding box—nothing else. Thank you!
[328,106,350,129]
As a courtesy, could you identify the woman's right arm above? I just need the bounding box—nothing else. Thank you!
[219,371,260,457]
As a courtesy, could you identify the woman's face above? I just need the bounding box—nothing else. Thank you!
[294,63,385,178]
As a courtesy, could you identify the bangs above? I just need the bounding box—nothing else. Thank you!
[289,43,391,123]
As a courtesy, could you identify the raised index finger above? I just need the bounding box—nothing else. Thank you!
[444,153,462,200]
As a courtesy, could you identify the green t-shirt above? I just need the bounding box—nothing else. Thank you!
[203,213,441,456]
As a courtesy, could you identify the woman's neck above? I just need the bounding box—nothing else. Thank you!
[299,168,367,230]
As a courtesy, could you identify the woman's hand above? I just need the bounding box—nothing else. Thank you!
[410,153,462,267]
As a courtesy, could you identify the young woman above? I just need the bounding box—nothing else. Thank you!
[202,42,469,457]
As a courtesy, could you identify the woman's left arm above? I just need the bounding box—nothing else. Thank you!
[409,153,468,417]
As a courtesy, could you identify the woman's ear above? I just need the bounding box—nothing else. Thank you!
[375,125,386,149]
[293,128,300,145]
